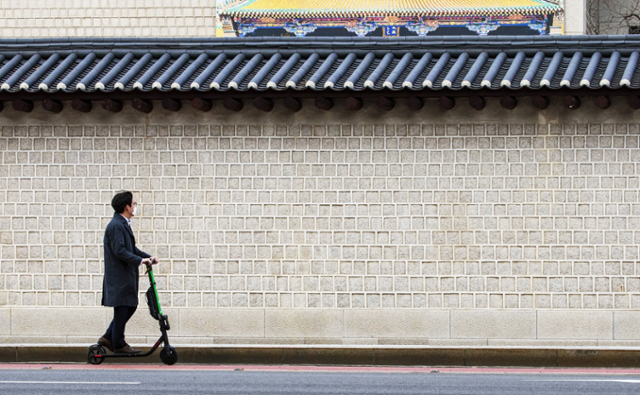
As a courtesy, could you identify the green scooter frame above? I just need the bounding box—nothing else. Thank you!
[87,263,177,365]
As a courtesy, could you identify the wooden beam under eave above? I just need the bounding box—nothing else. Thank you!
[376,97,395,111]
[283,97,301,112]
[346,97,363,111]
[0,101,3,112]
[469,96,485,111]
[253,97,273,112]
[42,99,63,113]
[438,96,455,111]
[500,96,517,110]
[629,95,640,110]
[407,97,423,111]
[595,95,610,109]
[564,95,580,110]
[132,98,153,113]
[532,96,549,110]
[162,98,181,112]
[102,98,123,113]
[13,99,34,113]
[223,97,243,112]
[191,98,212,112]
[71,98,92,113]
[314,97,333,111]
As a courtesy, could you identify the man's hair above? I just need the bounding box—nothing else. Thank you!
[111,191,133,214]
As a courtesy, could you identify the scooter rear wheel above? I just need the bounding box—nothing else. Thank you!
[160,346,178,365]
[87,344,106,365]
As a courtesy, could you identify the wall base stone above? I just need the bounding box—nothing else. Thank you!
[2,307,640,347]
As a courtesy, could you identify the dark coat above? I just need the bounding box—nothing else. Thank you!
[102,212,151,307]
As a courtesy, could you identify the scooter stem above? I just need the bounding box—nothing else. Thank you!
[147,267,163,316]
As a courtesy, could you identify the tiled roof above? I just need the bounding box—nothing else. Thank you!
[0,36,639,95]
[221,0,561,17]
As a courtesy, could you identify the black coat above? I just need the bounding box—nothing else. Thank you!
[101,212,151,307]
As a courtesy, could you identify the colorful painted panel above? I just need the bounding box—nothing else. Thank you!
[217,0,564,37]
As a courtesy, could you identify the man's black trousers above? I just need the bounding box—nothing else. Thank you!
[103,305,137,350]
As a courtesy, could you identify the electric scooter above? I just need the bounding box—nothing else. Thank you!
[87,260,178,365]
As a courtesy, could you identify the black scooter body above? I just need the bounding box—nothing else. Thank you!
[88,265,177,365]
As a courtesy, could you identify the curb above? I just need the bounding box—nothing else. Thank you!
[2,346,640,367]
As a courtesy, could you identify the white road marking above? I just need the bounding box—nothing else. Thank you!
[0,381,140,385]
[529,380,640,384]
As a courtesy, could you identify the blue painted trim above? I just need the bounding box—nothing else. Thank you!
[23,53,60,87]
[346,52,375,87]
[269,53,301,85]
[98,53,134,87]
[385,52,413,86]
[502,51,525,86]
[283,53,312,86]
[462,52,488,86]
[173,53,208,88]
[482,52,507,86]
[3,54,41,88]
[306,53,337,87]
[602,51,621,83]
[404,53,431,87]
[231,53,263,87]
[521,51,544,84]
[581,52,602,86]
[326,53,357,87]
[541,51,564,84]
[250,53,282,86]
[4,54,42,88]
[78,52,115,89]
[192,53,227,88]
[621,51,639,84]
[0,54,24,82]
[60,53,96,89]
[443,53,470,86]
[135,53,171,88]
[368,53,394,85]
[424,53,451,86]
[40,53,77,88]
[116,52,152,88]
[212,54,246,87]
[561,51,583,84]
[155,53,190,87]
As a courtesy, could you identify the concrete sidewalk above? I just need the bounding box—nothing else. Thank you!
[2,345,640,367]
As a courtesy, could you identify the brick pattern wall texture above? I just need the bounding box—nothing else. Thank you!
[1,122,640,311]
[0,0,218,38]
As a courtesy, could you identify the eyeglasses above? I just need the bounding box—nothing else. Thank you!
[131,202,138,207]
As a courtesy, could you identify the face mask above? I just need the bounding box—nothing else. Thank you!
[132,205,138,217]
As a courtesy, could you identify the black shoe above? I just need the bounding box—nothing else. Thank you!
[115,345,141,354]
[98,336,114,352]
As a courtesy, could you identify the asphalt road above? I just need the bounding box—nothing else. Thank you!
[1,368,640,395]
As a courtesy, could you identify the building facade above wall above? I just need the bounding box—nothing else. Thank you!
[0,0,220,38]
[219,0,563,37]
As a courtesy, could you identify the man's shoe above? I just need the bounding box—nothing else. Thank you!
[115,345,141,354]
[97,336,114,352]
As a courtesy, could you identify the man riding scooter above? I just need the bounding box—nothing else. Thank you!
[98,191,159,354]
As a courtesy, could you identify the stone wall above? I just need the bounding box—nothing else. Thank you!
[0,0,217,38]
[1,96,640,346]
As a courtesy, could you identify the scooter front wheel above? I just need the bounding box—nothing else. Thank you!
[87,344,106,365]
[160,346,178,365]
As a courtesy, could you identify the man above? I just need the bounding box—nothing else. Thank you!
[98,191,158,354]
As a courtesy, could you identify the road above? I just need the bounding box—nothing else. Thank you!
[0,365,639,395]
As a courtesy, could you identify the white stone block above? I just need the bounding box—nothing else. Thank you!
[538,311,613,339]
[451,310,536,339]
[344,309,449,338]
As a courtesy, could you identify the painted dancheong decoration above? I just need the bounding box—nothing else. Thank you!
[217,0,564,37]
